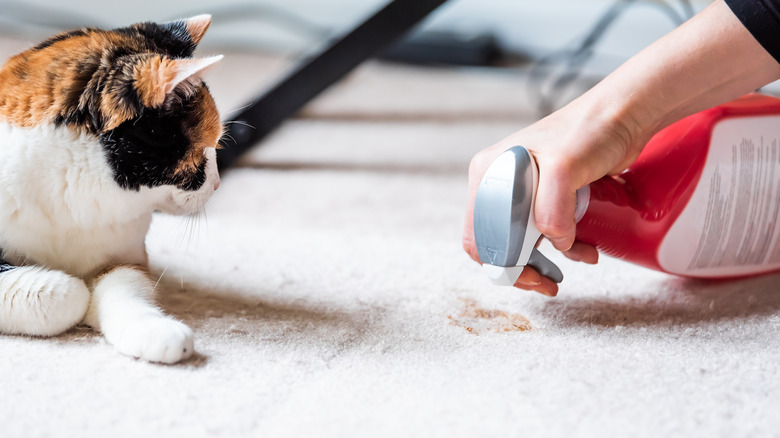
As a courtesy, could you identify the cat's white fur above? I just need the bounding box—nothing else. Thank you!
[0,121,219,363]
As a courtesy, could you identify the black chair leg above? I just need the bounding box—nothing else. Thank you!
[218,0,449,169]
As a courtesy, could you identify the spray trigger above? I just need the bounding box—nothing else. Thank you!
[528,248,563,283]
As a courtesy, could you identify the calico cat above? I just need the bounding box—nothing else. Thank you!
[0,15,222,363]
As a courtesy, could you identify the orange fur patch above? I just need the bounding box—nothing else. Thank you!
[175,86,222,175]
[0,31,113,127]
[133,55,179,109]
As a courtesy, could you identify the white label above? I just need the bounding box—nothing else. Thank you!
[658,116,780,276]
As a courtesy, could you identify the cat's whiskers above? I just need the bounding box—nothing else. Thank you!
[153,211,197,293]
[187,213,199,252]
[154,263,170,292]
[180,208,206,259]
[168,213,196,262]
[219,132,237,148]
[221,120,255,149]
[179,214,195,255]
[224,102,254,119]
[203,203,215,230]
[152,211,196,295]
[223,120,255,129]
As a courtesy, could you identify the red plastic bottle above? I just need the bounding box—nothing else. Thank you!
[577,93,780,278]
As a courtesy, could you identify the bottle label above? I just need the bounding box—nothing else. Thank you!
[658,115,780,276]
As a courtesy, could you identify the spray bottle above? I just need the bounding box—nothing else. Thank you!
[474,93,780,286]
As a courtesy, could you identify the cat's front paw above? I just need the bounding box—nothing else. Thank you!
[0,267,89,336]
[115,317,194,364]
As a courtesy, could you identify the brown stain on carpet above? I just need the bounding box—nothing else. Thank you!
[448,299,533,334]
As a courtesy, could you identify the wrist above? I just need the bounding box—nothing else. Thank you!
[565,86,655,168]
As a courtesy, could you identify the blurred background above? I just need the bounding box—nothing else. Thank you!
[0,0,718,116]
[0,0,702,58]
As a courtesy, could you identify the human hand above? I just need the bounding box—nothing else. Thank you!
[463,0,780,296]
[463,100,648,296]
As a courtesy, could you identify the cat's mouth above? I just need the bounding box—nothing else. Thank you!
[158,147,220,215]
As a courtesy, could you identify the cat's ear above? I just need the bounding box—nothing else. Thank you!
[184,14,212,45]
[133,54,223,108]
[165,14,212,46]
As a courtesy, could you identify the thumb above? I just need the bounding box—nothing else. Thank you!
[533,160,578,251]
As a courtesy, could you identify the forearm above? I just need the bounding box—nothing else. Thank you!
[571,0,780,153]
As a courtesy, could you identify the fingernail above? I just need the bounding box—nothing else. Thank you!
[550,237,572,251]
[517,279,542,286]
[515,269,543,287]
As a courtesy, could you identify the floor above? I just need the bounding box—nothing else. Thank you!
[1,36,779,438]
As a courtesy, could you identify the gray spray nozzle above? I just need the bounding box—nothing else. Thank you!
[473,146,574,286]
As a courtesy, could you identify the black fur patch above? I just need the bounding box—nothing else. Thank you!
[13,65,27,80]
[107,55,141,110]
[53,56,101,129]
[0,248,15,274]
[54,52,143,133]
[100,103,206,192]
[32,28,92,51]
[114,21,196,58]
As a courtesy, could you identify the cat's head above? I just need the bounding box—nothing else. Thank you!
[0,15,223,215]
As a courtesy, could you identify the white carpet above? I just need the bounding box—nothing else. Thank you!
[1,41,778,437]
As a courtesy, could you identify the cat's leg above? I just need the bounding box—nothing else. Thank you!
[83,265,194,364]
[0,265,90,336]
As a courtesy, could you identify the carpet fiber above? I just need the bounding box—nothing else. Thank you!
[1,40,778,438]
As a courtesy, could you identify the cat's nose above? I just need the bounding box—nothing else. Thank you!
[213,179,220,191]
